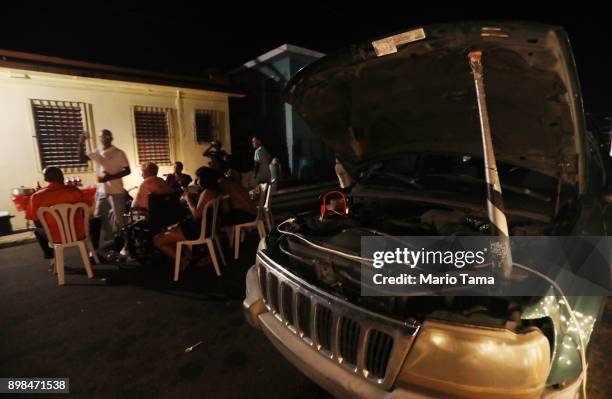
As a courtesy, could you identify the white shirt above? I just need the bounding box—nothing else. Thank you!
[88,146,130,194]
[254,145,272,182]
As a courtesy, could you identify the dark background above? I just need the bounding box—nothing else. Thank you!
[1,2,611,112]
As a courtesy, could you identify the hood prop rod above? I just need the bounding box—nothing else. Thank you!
[468,51,513,279]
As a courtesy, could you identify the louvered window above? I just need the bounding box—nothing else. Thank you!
[134,106,172,164]
[31,99,91,171]
[195,109,224,143]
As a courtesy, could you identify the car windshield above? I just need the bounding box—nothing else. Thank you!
[357,153,559,202]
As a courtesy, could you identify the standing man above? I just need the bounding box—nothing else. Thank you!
[78,129,130,247]
[251,135,271,185]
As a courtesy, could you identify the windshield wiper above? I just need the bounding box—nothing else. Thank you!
[423,173,552,202]
[362,170,424,190]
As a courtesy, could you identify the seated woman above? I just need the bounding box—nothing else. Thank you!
[153,167,221,268]
[218,176,257,225]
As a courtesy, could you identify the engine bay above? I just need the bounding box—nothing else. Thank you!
[263,192,560,330]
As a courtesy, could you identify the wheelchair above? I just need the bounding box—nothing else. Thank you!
[123,190,187,265]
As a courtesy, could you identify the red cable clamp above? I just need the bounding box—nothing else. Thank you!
[320,191,349,221]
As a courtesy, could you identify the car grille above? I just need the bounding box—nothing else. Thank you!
[280,283,294,326]
[268,273,279,312]
[366,330,395,379]
[339,317,361,365]
[256,252,419,389]
[296,293,312,339]
[315,306,334,352]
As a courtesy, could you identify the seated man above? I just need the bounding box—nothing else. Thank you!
[165,161,192,191]
[27,167,92,260]
[218,176,257,225]
[132,162,174,211]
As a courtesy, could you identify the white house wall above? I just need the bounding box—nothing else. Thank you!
[0,67,233,230]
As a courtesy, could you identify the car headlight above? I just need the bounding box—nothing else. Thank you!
[396,320,550,399]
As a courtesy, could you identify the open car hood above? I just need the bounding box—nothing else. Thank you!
[285,22,586,187]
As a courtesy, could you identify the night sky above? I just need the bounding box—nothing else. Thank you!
[2,2,611,112]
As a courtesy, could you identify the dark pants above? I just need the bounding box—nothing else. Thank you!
[34,218,102,259]
[89,217,101,250]
[34,222,54,259]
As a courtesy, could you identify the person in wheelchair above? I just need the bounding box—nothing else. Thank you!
[132,162,174,212]
[121,162,179,261]
[123,190,186,264]
[153,167,222,269]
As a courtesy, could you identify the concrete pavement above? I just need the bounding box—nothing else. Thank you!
[0,233,609,398]
[0,236,329,399]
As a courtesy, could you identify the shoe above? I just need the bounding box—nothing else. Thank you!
[116,253,137,264]
[105,250,120,263]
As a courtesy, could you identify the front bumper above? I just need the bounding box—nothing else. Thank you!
[244,260,584,399]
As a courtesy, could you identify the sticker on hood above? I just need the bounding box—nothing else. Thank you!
[372,28,426,56]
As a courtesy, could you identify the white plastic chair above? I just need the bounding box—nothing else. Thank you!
[230,182,272,260]
[174,196,225,281]
[37,202,99,286]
